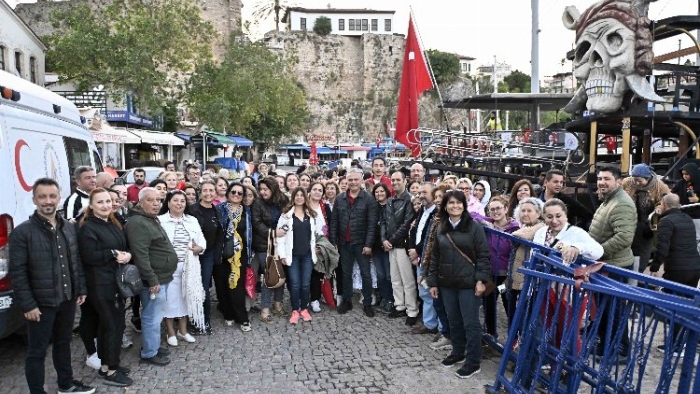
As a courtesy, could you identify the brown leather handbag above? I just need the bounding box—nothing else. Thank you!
[445,233,496,297]
[264,229,286,289]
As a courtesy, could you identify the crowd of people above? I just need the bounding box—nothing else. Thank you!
[8,157,700,393]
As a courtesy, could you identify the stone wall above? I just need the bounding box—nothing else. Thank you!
[14,0,241,59]
[266,31,443,142]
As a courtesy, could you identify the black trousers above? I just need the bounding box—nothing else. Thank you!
[663,269,700,349]
[213,261,249,324]
[26,300,76,394]
[78,299,99,355]
[596,265,632,355]
[310,269,324,303]
[484,275,511,337]
[89,285,126,369]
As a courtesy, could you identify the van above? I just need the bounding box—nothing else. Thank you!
[0,70,103,339]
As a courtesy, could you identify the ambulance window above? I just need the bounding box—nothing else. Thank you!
[63,137,91,181]
[92,150,104,172]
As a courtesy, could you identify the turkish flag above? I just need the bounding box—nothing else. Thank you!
[395,16,433,157]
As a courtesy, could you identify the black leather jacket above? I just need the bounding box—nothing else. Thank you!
[427,215,491,289]
[330,189,377,247]
[9,213,87,313]
[651,208,700,272]
[382,190,415,249]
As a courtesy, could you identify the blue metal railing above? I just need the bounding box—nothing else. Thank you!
[481,226,700,393]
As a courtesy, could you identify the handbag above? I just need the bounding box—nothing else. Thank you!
[264,229,286,289]
[445,233,496,297]
[244,267,256,299]
[116,264,144,298]
[223,238,235,259]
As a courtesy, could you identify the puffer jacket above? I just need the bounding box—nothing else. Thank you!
[484,218,520,275]
[9,213,87,313]
[329,189,377,247]
[382,189,415,249]
[77,215,128,289]
[650,208,700,272]
[671,163,700,218]
[250,197,286,253]
[427,215,491,289]
[588,187,637,267]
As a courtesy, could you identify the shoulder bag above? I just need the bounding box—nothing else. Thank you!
[445,233,495,297]
[264,229,286,289]
[116,263,144,298]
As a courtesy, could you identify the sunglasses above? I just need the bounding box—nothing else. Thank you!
[229,190,244,196]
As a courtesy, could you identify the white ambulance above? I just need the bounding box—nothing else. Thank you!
[0,70,103,338]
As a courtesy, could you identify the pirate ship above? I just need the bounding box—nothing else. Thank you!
[409,0,700,198]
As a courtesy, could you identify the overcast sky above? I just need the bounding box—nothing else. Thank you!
[10,0,700,79]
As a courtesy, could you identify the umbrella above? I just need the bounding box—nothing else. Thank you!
[309,141,319,165]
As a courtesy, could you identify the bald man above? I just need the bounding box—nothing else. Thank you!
[410,163,426,183]
[96,172,115,189]
[650,193,700,355]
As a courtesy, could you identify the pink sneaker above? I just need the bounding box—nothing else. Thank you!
[289,310,300,324]
[300,309,312,322]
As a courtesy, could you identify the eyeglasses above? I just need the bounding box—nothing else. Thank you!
[229,190,244,196]
[489,206,504,212]
[460,187,472,191]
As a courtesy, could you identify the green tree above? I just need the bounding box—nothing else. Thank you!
[425,49,460,86]
[499,70,531,93]
[45,0,215,115]
[467,74,495,94]
[313,16,332,35]
[186,33,309,143]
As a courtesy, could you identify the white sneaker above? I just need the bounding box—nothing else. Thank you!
[225,320,235,326]
[430,335,453,351]
[85,352,101,370]
[167,336,178,347]
[311,300,321,313]
[121,332,133,349]
[336,295,343,305]
[177,332,196,343]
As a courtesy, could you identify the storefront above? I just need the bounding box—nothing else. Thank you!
[124,129,184,168]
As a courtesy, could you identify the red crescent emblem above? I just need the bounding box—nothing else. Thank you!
[15,140,32,192]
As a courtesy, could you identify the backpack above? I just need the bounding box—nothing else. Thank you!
[116,264,144,298]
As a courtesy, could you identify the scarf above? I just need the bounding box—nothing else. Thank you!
[225,203,243,289]
[182,250,205,329]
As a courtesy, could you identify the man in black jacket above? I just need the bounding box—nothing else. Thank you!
[651,193,700,354]
[382,171,418,324]
[538,169,593,228]
[9,178,94,394]
[330,168,378,317]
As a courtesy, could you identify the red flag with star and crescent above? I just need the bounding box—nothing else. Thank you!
[395,15,433,157]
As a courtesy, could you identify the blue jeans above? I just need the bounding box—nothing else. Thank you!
[434,290,450,339]
[441,287,481,369]
[139,282,169,359]
[288,253,313,311]
[258,253,284,308]
[200,252,215,326]
[373,251,392,302]
[417,267,437,329]
[339,243,373,306]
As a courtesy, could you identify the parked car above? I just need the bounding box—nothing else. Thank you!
[120,166,164,185]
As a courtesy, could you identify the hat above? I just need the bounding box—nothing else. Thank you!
[631,164,654,178]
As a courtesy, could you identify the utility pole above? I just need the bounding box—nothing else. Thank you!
[531,0,540,93]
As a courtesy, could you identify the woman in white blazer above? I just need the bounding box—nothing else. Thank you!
[534,198,604,263]
[158,190,207,347]
[276,187,324,324]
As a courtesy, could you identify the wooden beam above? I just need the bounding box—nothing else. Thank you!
[654,47,697,63]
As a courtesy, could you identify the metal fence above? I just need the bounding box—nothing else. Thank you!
[482,227,700,393]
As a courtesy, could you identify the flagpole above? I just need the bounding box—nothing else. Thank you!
[409,7,453,132]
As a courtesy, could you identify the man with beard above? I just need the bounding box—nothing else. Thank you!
[538,169,592,227]
[9,178,94,394]
[127,168,147,203]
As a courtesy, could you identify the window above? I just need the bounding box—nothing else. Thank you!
[361,19,368,31]
[384,19,392,32]
[0,45,5,71]
[371,19,378,31]
[14,51,22,76]
[30,57,36,83]
[338,19,345,31]
[349,19,355,31]
[356,19,361,30]
[63,137,92,187]
[92,150,105,173]
[300,17,306,30]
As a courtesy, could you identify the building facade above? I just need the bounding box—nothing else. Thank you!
[477,62,512,85]
[459,55,475,75]
[282,7,395,36]
[0,0,45,85]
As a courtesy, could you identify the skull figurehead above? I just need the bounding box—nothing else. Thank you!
[563,0,665,113]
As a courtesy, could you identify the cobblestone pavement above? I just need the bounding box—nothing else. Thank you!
[0,295,689,394]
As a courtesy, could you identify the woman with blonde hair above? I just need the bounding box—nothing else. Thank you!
[457,178,485,218]
[160,171,179,191]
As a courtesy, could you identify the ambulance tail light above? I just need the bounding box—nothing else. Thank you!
[0,214,14,292]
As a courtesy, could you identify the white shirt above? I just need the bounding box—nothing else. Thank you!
[449,218,461,228]
[415,204,436,245]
